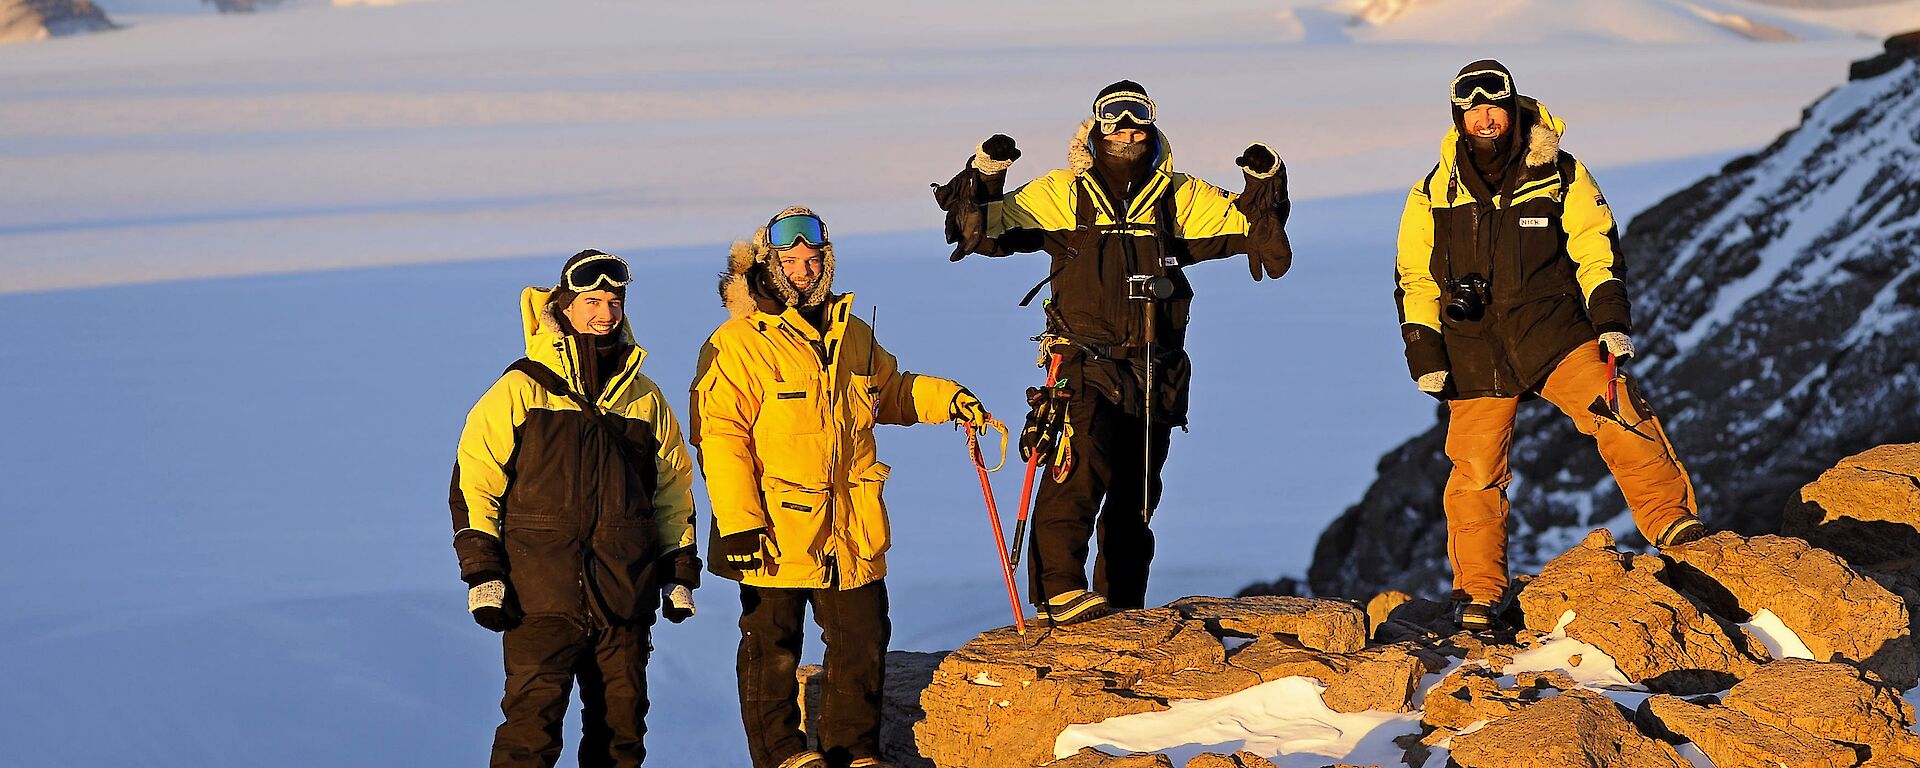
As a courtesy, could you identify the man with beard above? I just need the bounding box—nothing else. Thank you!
[935,81,1294,626]
[1394,60,1705,631]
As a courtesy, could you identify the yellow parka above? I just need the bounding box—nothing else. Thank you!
[690,243,964,590]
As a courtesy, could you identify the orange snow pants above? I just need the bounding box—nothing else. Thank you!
[1443,341,1696,603]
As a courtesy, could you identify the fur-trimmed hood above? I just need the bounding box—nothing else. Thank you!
[1439,95,1564,170]
[1067,117,1174,176]
[716,206,838,319]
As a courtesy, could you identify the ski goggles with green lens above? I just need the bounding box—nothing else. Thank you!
[1450,69,1514,110]
[1093,91,1156,132]
[562,252,631,292]
[766,213,829,250]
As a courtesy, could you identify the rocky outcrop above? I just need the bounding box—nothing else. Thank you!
[1422,665,1573,731]
[1516,530,1764,693]
[1448,689,1690,768]
[1787,443,1920,567]
[900,500,1920,766]
[1642,694,1857,768]
[0,0,111,44]
[1663,532,1917,687]
[1304,36,1920,602]
[1719,659,1920,755]
[910,598,1425,768]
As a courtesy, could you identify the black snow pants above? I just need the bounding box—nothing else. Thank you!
[491,617,651,768]
[1028,392,1172,610]
[737,581,890,768]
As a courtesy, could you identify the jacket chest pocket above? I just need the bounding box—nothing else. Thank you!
[755,373,833,489]
[1510,202,1573,294]
[847,373,879,431]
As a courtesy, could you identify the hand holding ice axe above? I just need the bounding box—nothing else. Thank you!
[1587,333,1656,442]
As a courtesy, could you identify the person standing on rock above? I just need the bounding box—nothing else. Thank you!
[1393,60,1706,631]
[934,80,1294,626]
[449,249,702,767]
[689,207,991,768]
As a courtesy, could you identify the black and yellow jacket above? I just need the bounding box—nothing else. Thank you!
[937,119,1291,425]
[450,287,700,626]
[689,243,964,590]
[1395,98,1631,399]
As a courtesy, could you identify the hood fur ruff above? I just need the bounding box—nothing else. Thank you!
[1069,117,1174,175]
[717,206,837,319]
[1444,96,1564,169]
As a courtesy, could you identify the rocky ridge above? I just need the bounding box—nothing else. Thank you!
[855,445,1920,767]
[0,0,111,44]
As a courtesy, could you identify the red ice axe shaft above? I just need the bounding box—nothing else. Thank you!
[1607,352,1620,414]
[1008,353,1063,575]
[967,416,1026,635]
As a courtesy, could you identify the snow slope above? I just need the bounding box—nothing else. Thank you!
[0,1,1909,765]
[1338,0,1920,42]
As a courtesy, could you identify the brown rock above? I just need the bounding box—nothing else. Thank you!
[1449,689,1689,768]
[1665,532,1918,688]
[1169,596,1369,653]
[1367,591,1412,637]
[0,0,113,44]
[1517,530,1763,693]
[1786,444,1920,567]
[915,609,1216,768]
[1046,748,1175,767]
[1722,659,1918,750]
[1422,664,1571,731]
[1182,752,1279,768]
[1643,694,1856,768]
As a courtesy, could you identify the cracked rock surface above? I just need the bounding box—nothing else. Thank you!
[1517,530,1765,693]
[1665,532,1917,688]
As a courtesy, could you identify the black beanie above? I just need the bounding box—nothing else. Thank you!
[1094,80,1156,135]
[551,249,628,332]
[1451,59,1518,128]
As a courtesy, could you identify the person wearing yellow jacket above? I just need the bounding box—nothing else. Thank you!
[450,250,700,767]
[1394,61,1704,632]
[934,80,1293,626]
[690,208,988,768]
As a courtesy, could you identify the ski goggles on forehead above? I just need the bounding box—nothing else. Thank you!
[1093,92,1156,130]
[766,213,829,250]
[1450,70,1514,109]
[562,253,631,292]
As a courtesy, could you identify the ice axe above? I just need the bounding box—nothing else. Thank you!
[1009,352,1065,576]
[1587,351,1657,442]
[964,412,1027,635]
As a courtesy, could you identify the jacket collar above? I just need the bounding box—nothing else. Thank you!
[519,286,647,401]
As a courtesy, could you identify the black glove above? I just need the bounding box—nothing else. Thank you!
[982,134,1021,163]
[466,574,517,633]
[1235,143,1278,177]
[722,529,766,571]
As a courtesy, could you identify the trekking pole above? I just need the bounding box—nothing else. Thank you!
[1008,353,1063,574]
[965,414,1026,634]
[1128,275,1173,523]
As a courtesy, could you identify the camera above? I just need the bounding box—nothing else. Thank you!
[1127,274,1175,302]
[1444,273,1490,322]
